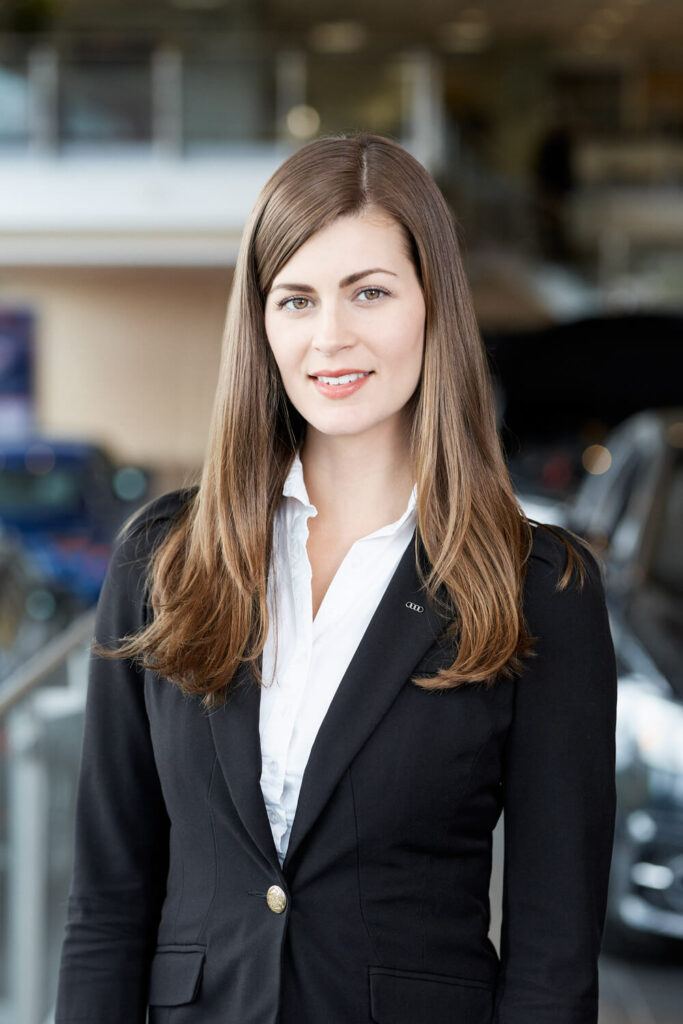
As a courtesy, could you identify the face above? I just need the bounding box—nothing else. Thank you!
[264,208,426,448]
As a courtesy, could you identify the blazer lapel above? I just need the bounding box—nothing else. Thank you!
[207,533,452,875]
[282,532,450,873]
[208,658,281,872]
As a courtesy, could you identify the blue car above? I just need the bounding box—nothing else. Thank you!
[0,438,149,605]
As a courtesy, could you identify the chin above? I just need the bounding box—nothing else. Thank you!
[306,411,397,441]
[310,421,374,438]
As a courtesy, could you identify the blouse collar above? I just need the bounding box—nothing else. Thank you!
[281,450,417,539]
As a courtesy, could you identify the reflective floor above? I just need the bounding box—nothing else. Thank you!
[600,950,683,1024]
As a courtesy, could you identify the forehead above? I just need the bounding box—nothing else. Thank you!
[272,210,411,279]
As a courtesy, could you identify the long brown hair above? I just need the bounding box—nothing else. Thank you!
[101,132,592,703]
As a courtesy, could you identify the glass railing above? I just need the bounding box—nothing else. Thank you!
[0,36,419,155]
[0,44,29,147]
[182,44,279,149]
[0,611,95,1024]
[60,59,153,146]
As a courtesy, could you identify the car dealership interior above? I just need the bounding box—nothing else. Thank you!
[1,2,682,1021]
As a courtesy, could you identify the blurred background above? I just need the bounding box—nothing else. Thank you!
[0,1,682,1021]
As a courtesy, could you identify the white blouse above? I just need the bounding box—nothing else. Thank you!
[258,452,418,866]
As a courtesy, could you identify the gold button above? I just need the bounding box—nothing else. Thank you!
[266,884,287,914]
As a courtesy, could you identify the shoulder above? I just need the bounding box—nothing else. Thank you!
[523,521,608,635]
[126,486,199,534]
[526,520,601,583]
[513,522,616,732]
[117,486,198,557]
[95,487,198,630]
[105,486,198,590]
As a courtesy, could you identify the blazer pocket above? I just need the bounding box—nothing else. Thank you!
[148,944,206,1007]
[369,965,494,1024]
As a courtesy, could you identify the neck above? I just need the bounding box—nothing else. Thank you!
[300,418,415,535]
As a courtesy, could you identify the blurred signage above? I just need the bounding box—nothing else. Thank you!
[0,308,34,437]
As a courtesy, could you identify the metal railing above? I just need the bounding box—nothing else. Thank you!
[0,610,95,1024]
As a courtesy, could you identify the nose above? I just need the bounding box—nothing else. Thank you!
[312,301,354,356]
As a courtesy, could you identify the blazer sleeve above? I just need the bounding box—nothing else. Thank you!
[493,529,617,1024]
[55,497,186,1023]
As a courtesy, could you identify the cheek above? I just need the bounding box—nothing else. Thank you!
[264,319,294,377]
[386,308,425,371]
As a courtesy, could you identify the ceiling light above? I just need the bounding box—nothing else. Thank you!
[286,105,321,140]
[308,21,367,54]
[440,16,491,53]
[584,19,618,39]
[596,7,626,25]
[169,0,227,8]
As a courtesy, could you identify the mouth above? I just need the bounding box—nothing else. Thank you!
[308,368,374,400]
[308,370,373,386]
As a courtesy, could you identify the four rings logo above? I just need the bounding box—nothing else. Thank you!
[405,601,424,614]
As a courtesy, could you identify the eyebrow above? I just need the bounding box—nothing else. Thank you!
[270,267,398,293]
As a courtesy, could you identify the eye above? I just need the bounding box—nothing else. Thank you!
[357,287,389,302]
[277,296,312,312]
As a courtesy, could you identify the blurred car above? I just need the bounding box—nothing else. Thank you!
[487,312,683,507]
[565,409,683,945]
[520,409,683,944]
[0,438,150,605]
[0,529,78,681]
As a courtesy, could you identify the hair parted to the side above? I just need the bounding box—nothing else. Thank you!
[97,131,594,705]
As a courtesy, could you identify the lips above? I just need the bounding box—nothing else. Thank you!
[309,368,373,379]
[309,369,374,400]
[310,370,372,386]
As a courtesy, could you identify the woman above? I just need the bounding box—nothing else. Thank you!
[56,133,617,1024]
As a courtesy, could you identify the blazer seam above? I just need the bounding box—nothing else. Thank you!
[196,753,220,943]
[442,714,496,831]
[418,851,431,968]
[171,824,185,943]
[348,767,384,967]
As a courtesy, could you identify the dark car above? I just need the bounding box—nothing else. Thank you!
[0,529,77,681]
[487,312,683,505]
[563,409,683,944]
[0,438,149,605]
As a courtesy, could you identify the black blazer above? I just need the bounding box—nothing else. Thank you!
[56,488,617,1024]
